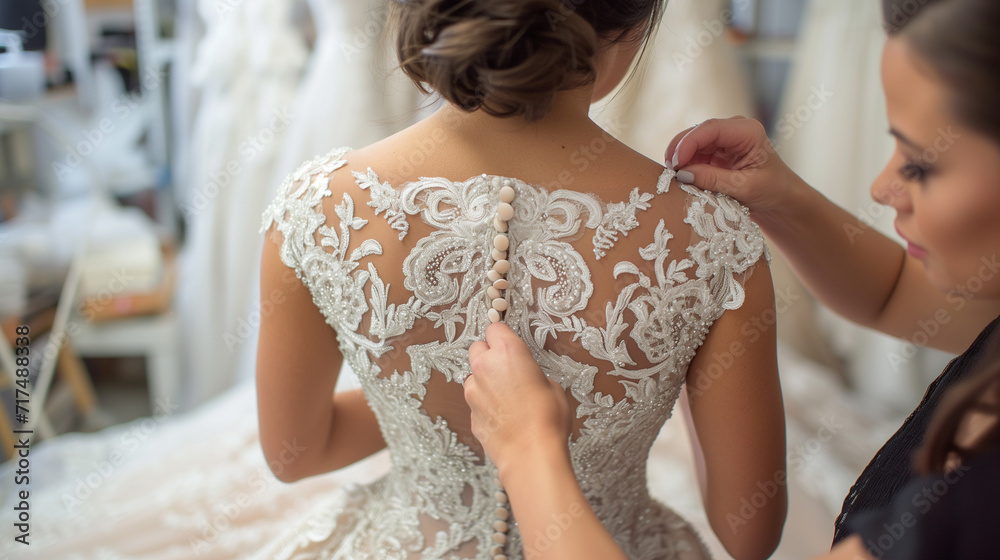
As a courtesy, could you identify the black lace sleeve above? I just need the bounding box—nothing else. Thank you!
[845,446,1000,559]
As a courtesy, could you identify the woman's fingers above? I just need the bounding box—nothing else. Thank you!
[483,321,516,348]
[468,339,490,363]
[665,125,699,169]
[673,163,743,198]
[667,116,766,171]
[661,116,798,212]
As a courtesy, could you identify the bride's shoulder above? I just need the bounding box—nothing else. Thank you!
[277,142,390,204]
[290,146,354,182]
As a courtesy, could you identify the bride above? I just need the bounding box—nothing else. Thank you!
[254,0,785,559]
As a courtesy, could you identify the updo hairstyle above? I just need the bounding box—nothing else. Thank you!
[395,0,664,121]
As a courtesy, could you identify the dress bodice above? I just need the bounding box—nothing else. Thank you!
[257,147,769,559]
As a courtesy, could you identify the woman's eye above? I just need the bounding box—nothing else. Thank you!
[900,160,930,183]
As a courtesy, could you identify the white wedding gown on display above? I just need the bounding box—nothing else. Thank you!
[590,0,754,161]
[247,147,767,559]
[173,0,310,407]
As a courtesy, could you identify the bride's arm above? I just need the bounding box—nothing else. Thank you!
[255,227,386,482]
[683,262,787,560]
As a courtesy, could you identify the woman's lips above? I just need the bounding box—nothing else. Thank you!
[895,225,928,259]
[906,242,928,259]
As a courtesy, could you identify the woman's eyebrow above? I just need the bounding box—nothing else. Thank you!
[890,127,927,151]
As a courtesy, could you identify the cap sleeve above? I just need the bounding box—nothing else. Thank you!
[259,147,352,274]
[680,182,771,313]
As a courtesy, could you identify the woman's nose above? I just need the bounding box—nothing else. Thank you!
[870,158,912,212]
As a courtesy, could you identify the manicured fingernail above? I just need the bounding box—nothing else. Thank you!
[676,170,694,183]
[665,152,674,171]
[671,152,680,170]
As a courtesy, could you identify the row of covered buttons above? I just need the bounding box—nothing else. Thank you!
[487,182,515,324]
[488,178,515,559]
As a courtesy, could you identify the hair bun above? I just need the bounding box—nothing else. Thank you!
[397,0,598,121]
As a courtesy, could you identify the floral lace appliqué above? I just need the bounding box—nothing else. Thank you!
[255,150,767,560]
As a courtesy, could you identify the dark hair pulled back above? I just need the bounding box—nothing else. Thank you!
[883,0,1000,144]
[395,0,663,121]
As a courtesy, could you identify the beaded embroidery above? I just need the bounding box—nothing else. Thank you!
[256,147,769,559]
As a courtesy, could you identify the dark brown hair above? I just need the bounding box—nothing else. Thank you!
[915,362,1000,473]
[880,0,1000,473]
[394,0,664,122]
[883,0,1000,144]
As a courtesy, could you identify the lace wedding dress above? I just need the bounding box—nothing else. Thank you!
[252,147,769,560]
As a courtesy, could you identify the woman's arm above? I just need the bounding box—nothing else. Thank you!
[684,262,787,560]
[499,435,628,560]
[255,226,386,482]
[667,117,1000,353]
[465,323,628,560]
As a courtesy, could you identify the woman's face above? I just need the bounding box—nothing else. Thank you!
[872,37,1000,299]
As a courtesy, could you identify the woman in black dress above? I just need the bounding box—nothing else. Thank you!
[464,0,1000,557]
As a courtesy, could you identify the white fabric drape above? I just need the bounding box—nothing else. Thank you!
[173,0,309,408]
[173,0,421,408]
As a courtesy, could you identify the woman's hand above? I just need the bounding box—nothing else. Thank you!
[466,324,629,560]
[665,116,807,224]
[465,322,571,477]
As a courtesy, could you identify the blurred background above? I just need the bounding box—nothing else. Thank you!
[0,0,958,558]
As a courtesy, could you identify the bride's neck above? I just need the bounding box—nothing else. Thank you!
[430,85,602,140]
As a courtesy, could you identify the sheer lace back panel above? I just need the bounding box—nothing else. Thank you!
[259,147,769,559]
